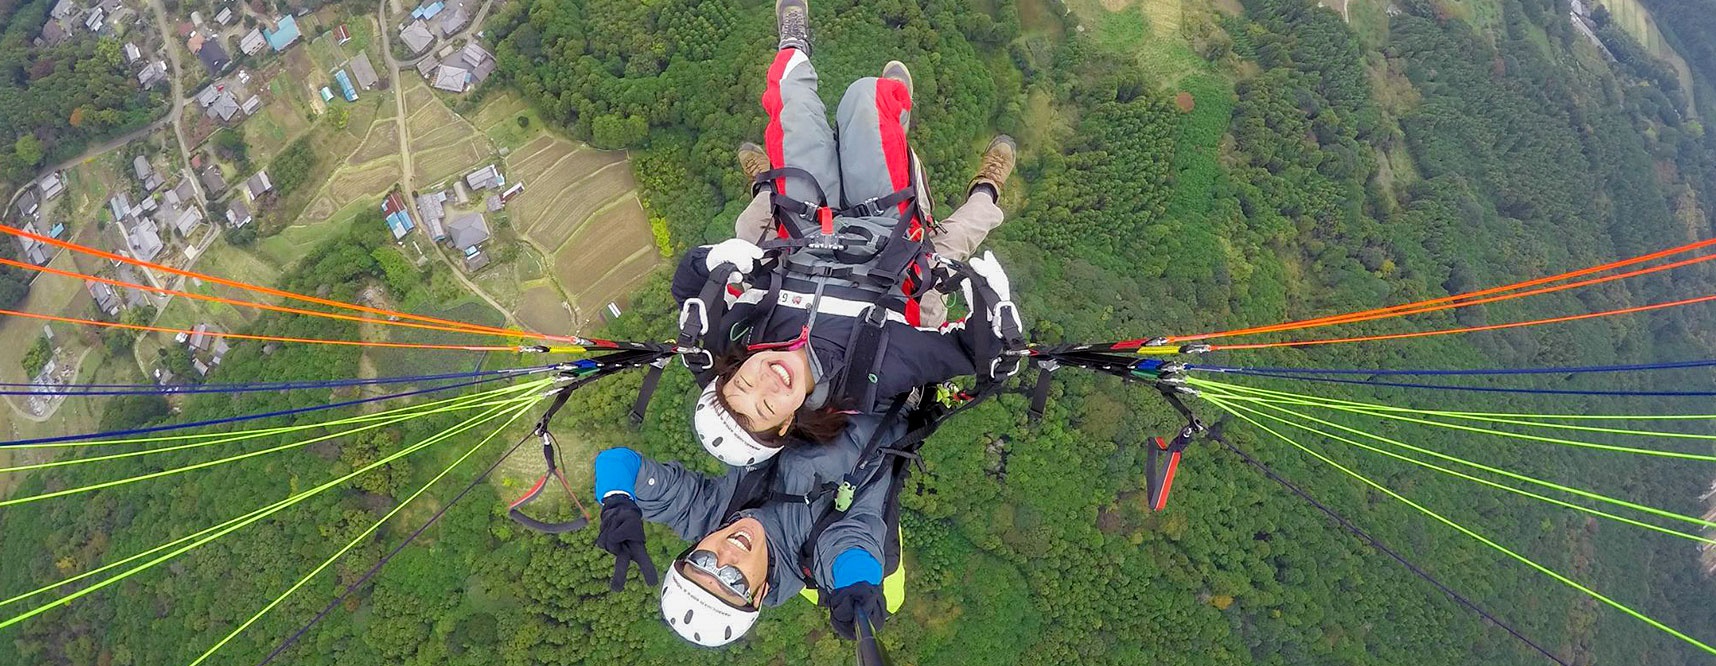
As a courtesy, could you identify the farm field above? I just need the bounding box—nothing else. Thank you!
[515,284,574,335]
[550,196,660,326]
[492,121,656,330]
[1599,0,1698,97]
[348,120,400,164]
[327,159,402,207]
[521,163,635,247]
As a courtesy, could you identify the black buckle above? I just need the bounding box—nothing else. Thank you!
[846,197,885,218]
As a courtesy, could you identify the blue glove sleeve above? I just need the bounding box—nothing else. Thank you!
[830,548,883,588]
[592,447,642,501]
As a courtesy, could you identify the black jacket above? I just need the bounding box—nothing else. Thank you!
[672,246,984,413]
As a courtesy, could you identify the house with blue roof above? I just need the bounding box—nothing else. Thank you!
[410,1,444,20]
[334,70,357,101]
[263,16,300,52]
[382,193,416,241]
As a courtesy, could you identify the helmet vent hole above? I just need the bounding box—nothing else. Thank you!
[711,436,723,448]
[725,626,733,641]
[684,610,695,625]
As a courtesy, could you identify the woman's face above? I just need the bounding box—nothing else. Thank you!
[720,349,812,433]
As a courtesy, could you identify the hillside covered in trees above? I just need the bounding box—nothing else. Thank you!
[0,0,165,190]
[4,0,1716,664]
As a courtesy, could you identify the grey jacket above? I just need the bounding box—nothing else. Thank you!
[630,414,902,607]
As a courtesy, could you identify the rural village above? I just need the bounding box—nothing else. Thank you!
[1,0,662,426]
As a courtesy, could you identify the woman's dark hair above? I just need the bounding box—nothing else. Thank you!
[709,345,849,445]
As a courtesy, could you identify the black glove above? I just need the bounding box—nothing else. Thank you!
[827,581,884,641]
[594,495,658,592]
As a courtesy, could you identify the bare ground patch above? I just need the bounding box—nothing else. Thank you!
[515,284,575,335]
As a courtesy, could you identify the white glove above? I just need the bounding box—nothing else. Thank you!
[704,238,765,279]
[966,251,1012,302]
[961,251,1021,340]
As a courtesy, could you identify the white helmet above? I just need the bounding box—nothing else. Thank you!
[660,558,761,647]
[693,382,783,467]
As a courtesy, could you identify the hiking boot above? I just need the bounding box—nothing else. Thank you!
[882,60,913,102]
[968,135,1016,200]
[883,60,913,131]
[777,0,811,55]
[737,142,770,192]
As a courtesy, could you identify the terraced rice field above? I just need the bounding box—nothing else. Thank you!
[550,196,660,325]
[327,159,401,206]
[348,121,399,164]
[521,162,635,248]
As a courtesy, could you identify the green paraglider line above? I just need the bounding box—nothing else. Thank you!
[1208,400,1716,657]
[0,381,548,508]
[1193,385,1716,532]
[0,388,546,622]
[1194,379,1716,460]
[1202,394,1716,546]
[184,401,537,665]
[0,383,539,474]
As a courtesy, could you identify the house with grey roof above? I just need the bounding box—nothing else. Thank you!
[207,92,241,122]
[241,95,262,115]
[174,179,196,203]
[201,167,227,194]
[243,171,272,201]
[17,190,39,218]
[435,0,468,36]
[133,155,153,181]
[446,213,489,251]
[415,191,447,240]
[36,20,69,48]
[239,27,266,55]
[88,281,121,315]
[416,56,437,79]
[196,85,221,107]
[464,164,502,190]
[139,61,167,87]
[39,172,65,200]
[50,0,78,20]
[169,205,204,236]
[350,51,378,89]
[399,20,433,55]
[126,217,164,262]
[432,64,467,92]
[16,223,49,264]
[226,198,252,227]
[123,42,142,63]
[108,193,132,221]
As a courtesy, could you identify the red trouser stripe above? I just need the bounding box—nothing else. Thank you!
[873,78,923,324]
[762,50,797,240]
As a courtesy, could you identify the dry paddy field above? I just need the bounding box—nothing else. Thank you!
[503,132,660,329]
[348,120,400,164]
[551,196,659,322]
[328,159,402,206]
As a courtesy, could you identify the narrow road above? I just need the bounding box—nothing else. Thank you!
[146,0,202,207]
[377,0,518,328]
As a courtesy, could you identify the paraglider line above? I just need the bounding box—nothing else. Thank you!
[1205,420,1572,666]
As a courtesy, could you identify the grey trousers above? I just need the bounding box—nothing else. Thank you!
[745,47,1005,328]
